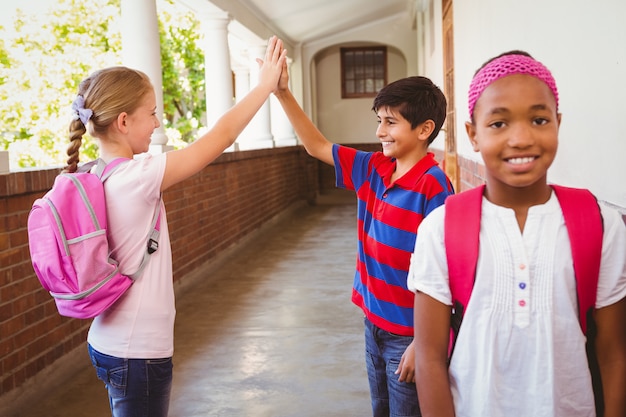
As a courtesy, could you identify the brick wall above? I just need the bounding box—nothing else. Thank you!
[457,153,486,191]
[0,146,317,400]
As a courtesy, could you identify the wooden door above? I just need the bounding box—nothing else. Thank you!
[442,0,460,191]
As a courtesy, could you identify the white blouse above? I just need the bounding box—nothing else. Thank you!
[408,192,626,417]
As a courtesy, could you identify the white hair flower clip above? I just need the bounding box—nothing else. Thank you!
[71,95,93,125]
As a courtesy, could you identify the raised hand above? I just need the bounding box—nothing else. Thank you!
[276,57,290,93]
[256,36,287,92]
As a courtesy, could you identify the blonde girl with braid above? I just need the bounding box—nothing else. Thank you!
[66,36,286,417]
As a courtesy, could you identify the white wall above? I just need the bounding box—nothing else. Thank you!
[212,0,625,208]
[416,0,446,150]
[301,12,418,119]
[421,0,626,207]
[314,46,408,144]
[418,0,445,92]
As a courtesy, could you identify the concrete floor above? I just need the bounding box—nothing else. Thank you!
[6,190,372,417]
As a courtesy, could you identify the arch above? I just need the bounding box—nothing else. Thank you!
[307,42,409,145]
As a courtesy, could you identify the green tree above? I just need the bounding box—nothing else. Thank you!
[0,0,122,167]
[0,0,205,169]
[159,0,206,143]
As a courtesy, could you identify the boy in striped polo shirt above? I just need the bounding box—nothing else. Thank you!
[275,67,453,417]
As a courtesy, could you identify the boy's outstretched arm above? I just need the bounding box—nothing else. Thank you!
[413,291,455,417]
[161,36,287,191]
[594,296,626,417]
[273,60,334,166]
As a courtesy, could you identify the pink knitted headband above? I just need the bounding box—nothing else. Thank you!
[468,54,559,118]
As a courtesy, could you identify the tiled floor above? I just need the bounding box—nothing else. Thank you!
[6,190,372,417]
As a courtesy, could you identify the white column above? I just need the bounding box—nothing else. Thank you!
[234,67,251,104]
[120,0,171,153]
[233,65,251,146]
[237,43,274,150]
[198,11,235,151]
[199,12,233,127]
[271,58,297,147]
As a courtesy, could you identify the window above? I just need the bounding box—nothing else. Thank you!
[340,47,387,98]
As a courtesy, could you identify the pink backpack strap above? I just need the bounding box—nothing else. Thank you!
[77,158,129,179]
[88,158,162,278]
[444,184,603,409]
[551,185,603,334]
[445,184,602,358]
[97,158,129,180]
[444,184,485,357]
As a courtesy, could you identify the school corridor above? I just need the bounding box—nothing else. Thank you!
[5,190,372,417]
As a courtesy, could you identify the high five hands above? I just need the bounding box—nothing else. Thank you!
[256,36,288,93]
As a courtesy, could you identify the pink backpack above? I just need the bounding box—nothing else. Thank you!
[444,184,604,412]
[27,158,161,319]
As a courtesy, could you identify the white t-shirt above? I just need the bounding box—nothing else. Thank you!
[88,153,175,359]
[407,192,626,417]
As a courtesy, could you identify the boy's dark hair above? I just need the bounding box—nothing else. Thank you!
[372,76,447,145]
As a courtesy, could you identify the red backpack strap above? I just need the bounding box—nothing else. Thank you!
[444,184,485,357]
[551,185,603,335]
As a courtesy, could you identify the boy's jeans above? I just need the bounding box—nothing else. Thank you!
[364,317,421,417]
[88,343,173,417]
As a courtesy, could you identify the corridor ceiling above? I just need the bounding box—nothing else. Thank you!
[206,0,413,45]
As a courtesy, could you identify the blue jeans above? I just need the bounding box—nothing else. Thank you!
[88,344,173,417]
[364,317,421,417]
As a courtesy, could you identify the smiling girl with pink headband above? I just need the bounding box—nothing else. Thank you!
[407,50,626,417]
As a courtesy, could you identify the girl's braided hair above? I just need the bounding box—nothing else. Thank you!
[65,66,153,173]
